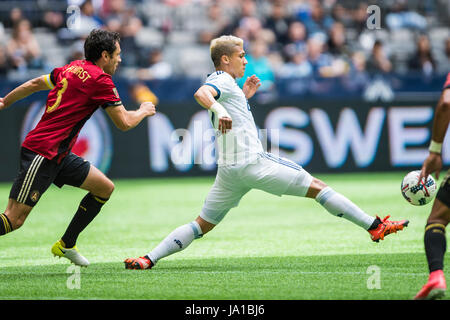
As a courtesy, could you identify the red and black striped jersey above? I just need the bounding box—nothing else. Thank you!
[22,60,122,163]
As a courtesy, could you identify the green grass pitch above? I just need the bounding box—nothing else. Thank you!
[0,172,446,300]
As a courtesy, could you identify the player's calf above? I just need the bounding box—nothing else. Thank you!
[60,192,109,248]
[314,186,376,230]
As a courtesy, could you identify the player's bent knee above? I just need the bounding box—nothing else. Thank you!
[195,216,216,235]
[104,180,115,198]
[94,179,114,199]
[306,178,328,198]
[313,178,328,189]
[4,201,32,231]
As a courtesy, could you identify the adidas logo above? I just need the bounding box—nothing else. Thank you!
[174,239,183,248]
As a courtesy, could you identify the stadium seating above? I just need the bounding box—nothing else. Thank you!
[0,0,448,80]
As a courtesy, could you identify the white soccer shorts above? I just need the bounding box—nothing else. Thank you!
[200,152,313,225]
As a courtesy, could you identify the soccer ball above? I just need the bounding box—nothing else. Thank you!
[401,170,437,206]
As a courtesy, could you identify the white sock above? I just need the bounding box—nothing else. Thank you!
[147,221,203,264]
[315,187,375,230]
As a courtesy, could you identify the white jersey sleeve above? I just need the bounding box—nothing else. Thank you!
[204,71,234,102]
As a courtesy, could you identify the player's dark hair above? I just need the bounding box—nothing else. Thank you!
[84,29,121,63]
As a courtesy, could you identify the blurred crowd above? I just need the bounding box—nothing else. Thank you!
[0,0,449,86]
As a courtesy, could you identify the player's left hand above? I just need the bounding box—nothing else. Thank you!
[243,75,261,99]
[140,101,156,117]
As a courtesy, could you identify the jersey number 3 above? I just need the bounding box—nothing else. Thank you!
[46,77,68,113]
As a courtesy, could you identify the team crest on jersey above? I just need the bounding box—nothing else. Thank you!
[30,190,40,202]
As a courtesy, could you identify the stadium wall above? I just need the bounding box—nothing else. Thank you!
[0,74,447,181]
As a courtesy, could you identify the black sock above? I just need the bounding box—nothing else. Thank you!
[424,223,447,273]
[0,213,13,235]
[368,217,382,230]
[61,193,108,248]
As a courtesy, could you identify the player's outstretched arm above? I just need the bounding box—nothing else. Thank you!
[0,75,52,111]
[419,88,450,182]
[194,85,232,134]
[105,101,156,132]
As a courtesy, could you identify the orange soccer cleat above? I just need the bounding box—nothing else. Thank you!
[368,215,409,242]
[414,270,446,300]
[124,256,154,270]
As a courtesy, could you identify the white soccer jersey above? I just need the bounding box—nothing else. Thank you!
[204,71,264,165]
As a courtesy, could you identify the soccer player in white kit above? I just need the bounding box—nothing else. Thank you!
[124,35,409,270]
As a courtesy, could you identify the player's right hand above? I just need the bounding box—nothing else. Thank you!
[140,101,156,117]
[419,152,443,184]
[218,117,232,134]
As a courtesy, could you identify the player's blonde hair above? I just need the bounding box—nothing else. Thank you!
[210,35,244,68]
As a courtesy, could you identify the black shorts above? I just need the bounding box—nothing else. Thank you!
[9,147,91,207]
[437,169,450,208]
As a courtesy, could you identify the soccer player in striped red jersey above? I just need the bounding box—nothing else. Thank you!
[414,72,450,299]
[0,29,156,266]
